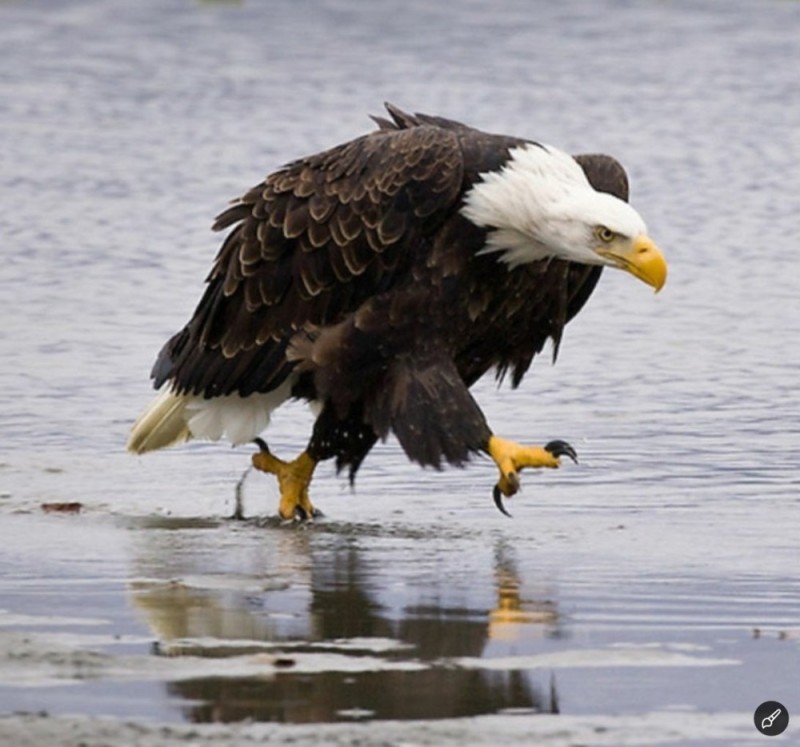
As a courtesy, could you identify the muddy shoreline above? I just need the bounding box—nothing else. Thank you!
[0,710,763,746]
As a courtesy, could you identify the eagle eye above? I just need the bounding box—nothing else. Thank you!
[595,226,616,243]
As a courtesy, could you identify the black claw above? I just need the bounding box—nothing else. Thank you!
[293,506,323,522]
[493,485,513,518]
[544,439,578,464]
[253,437,270,453]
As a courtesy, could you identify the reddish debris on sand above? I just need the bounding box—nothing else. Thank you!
[41,502,83,514]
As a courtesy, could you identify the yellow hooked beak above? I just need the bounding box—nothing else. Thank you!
[596,234,668,293]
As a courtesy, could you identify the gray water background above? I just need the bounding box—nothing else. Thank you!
[0,0,799,740]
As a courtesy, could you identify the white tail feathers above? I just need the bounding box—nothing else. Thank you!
[127,389,192,454]
[127,377,296,455]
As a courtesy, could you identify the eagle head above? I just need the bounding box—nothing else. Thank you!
[462,143,668,292]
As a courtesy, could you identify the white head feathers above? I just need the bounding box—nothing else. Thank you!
[461,143,647,267]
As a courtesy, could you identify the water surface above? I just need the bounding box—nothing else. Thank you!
[1,1,798,744]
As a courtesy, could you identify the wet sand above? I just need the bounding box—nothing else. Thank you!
[0,710,765,746]
[0,492,794,745]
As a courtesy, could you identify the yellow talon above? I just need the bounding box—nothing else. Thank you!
[487,435,562,497]
[252,449,318,520]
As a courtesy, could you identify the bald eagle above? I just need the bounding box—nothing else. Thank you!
[128,104,667,519]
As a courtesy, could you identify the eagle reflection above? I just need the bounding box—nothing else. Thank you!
[129,525,561,723]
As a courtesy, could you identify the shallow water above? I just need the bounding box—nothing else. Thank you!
[1,0,799,744]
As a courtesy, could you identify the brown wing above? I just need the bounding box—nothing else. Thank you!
[153,122,465,397]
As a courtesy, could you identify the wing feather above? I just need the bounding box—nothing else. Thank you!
[151,106,630,408]
[154,120,465,397]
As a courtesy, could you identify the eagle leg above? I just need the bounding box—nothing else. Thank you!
[487,436,578,516]
[251,441,319,521]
